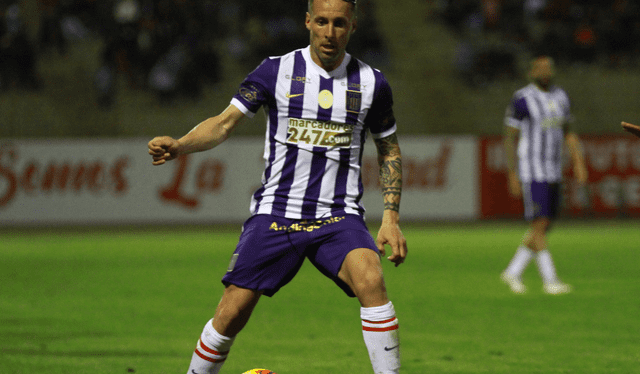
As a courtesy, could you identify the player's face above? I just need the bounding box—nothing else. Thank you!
[306,0,357,72]
[530,57,555,90]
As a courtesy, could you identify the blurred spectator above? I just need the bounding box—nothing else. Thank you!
[94,0,223,108]
[94,0,143,108]
[38,0,67,54]
[523,0,547,46]
[482,0,501,30]
[0,2,42,91]
[36,0,97,54]
[440,0,519,86]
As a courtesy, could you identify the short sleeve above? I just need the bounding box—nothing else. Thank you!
[364,70,397,139]
[505,95,529,129]
[559,89,574,125]
[230,58,278,118]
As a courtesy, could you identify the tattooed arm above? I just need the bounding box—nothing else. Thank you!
[373,133,408,267]
[375,133,403,213]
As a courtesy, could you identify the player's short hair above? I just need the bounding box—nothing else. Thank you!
[526,55,555,81]
[308,0,358,15]
[529,55,555,72]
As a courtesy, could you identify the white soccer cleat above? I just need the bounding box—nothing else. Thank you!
[543,282,572,295]
[501,272,527,294]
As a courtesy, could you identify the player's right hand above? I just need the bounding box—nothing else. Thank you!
[376,215,408,267]
[148,136,180,165]
[507,171,522,198]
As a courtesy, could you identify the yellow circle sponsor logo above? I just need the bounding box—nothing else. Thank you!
[318,89,333,109]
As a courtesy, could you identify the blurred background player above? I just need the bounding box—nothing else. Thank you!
[501,55,588,295]
[148,0,407,373]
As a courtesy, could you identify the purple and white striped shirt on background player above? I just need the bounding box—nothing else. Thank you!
[504,83,573,183]
[230,46,397,220]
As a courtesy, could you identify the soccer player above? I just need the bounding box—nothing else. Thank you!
[148,0,408,373]
[501,55,588,295]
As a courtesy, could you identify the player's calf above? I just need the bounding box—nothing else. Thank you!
[212,285,262,337]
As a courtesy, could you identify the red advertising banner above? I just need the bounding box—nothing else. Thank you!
[480,135,640,219]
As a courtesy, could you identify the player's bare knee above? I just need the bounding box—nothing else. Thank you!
[532,217,550,231]
[351,267,386,296]
[341,249,382,282]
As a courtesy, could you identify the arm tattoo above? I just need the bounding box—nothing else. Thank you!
[375,134,402,212]
[375,133,401,158]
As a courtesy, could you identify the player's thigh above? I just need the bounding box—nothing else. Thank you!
[522,181,560,221]
[306,216,382,297]
[547,183,562,221]
[222,215,306,297]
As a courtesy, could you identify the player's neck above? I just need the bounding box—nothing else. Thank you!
[533,81,551,92]
[310,51,345,73]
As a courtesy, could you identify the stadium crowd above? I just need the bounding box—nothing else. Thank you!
[0,0,388,108]
[436,0,640,86]
[3,0,640,96]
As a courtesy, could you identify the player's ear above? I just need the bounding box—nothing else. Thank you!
[350,16,358,35]
[305,12,312,31]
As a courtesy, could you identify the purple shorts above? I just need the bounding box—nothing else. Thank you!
[522,181,561,221]
[222,214,379,297]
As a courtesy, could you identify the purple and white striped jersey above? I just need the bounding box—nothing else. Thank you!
[230,46,397,219]
[505,83,572,183]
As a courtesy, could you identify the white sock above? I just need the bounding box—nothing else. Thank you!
[504,246,534,279]
[186,319,235,374]
[361,301,400,374]
[536,249,559,284]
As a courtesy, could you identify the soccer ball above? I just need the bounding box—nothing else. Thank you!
[242,369,277,374]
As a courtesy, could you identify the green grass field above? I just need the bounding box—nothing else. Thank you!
[1,220,639,374]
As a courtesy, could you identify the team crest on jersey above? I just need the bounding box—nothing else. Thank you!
[346,90,361,114]
[239,85,259,103]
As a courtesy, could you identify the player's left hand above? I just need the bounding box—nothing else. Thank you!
[376,220,408,267]
[574,162,588,185]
